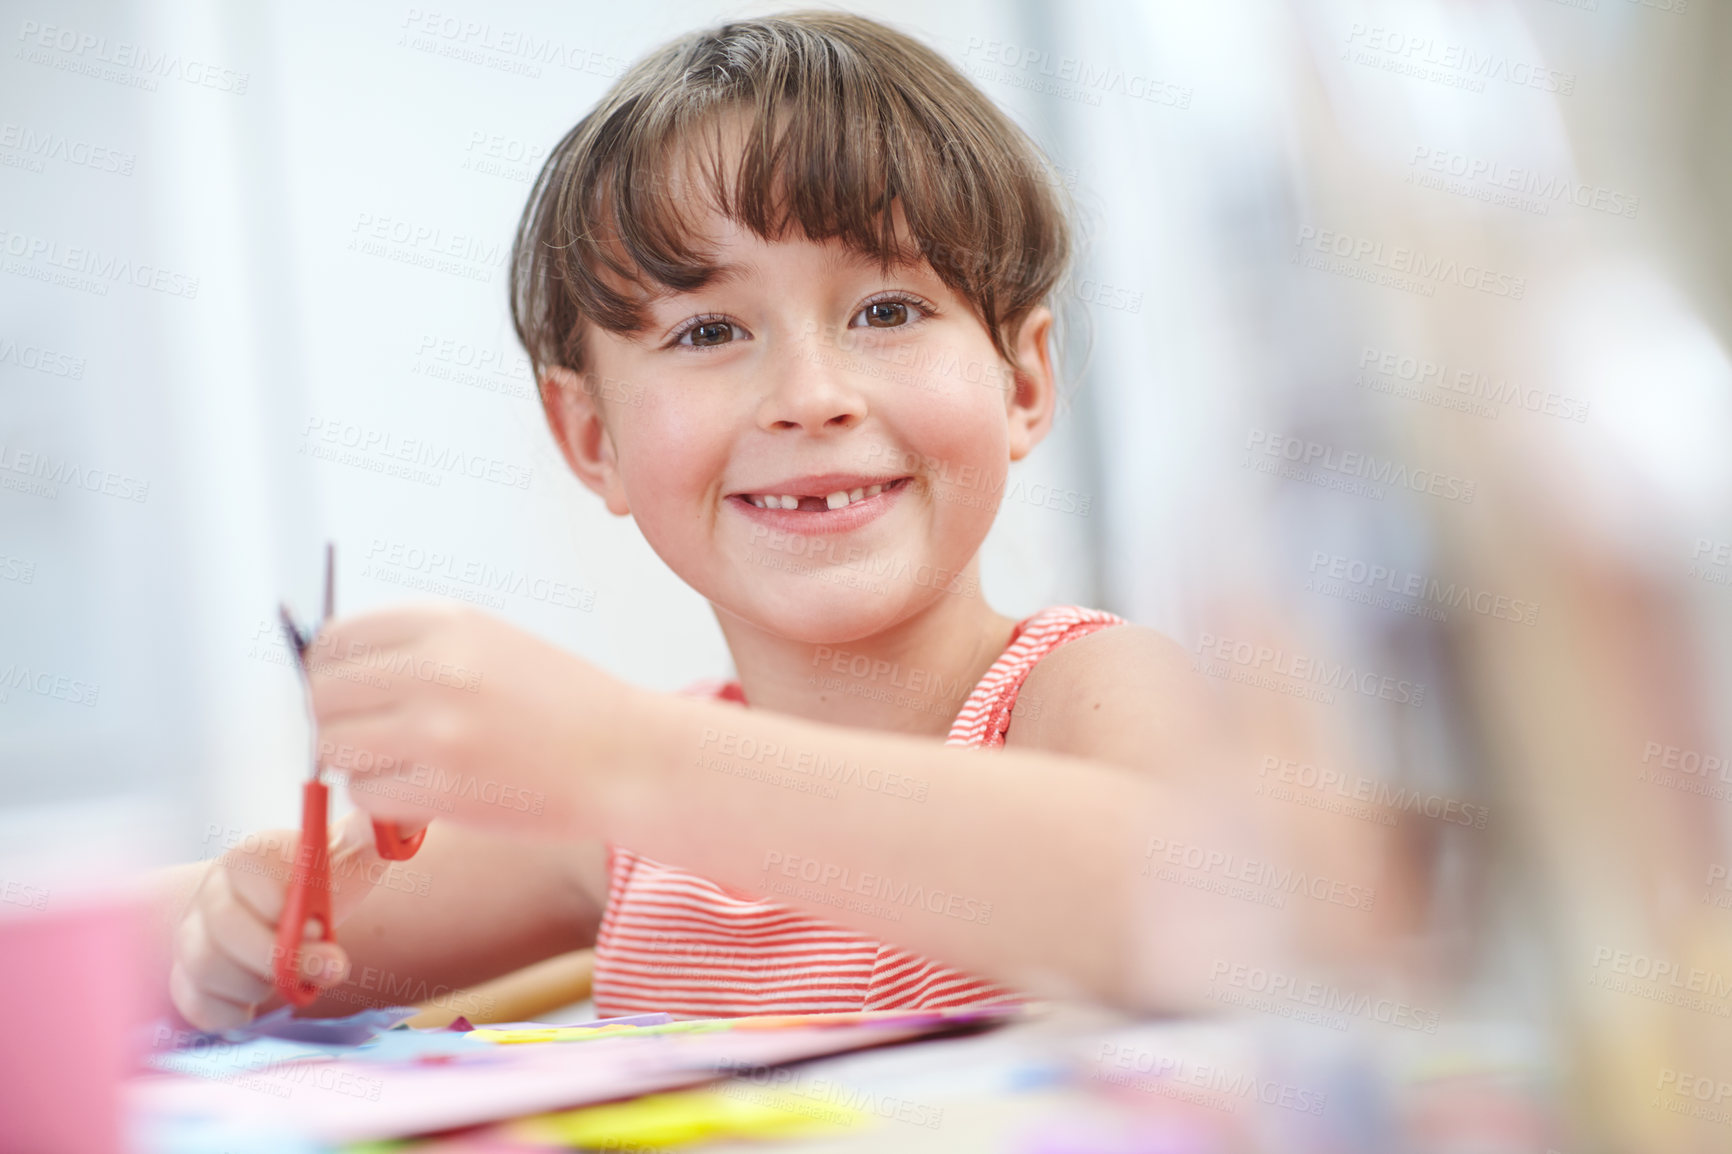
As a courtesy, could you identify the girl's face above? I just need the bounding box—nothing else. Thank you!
[545,212,1056,645]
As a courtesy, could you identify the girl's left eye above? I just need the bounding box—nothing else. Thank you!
[849,295,932,330]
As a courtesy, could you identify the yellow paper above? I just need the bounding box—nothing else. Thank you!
[510,1086,865,1149]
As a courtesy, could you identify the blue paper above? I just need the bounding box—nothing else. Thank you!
[143,1005,422,1078]
[223,1004,420,1045]
[147,1034,337,1080]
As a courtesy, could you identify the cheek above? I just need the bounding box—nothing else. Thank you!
[895,353,1013,555]
[903,352,1013,485]
[611,395,732,536]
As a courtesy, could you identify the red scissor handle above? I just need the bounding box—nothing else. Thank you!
[372,820,427,861]
[273,780,332,1008]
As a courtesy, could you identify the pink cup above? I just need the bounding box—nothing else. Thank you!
[0,896,142,1154]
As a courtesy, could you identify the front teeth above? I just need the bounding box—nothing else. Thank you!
[822,484,884,509]
[752,483,890,511]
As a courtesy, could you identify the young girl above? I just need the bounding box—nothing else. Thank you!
[162,11,1395,1029]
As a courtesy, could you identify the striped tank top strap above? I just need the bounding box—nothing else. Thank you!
[944,605,1126,749]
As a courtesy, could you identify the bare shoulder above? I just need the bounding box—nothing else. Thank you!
[1003,623,1217,773]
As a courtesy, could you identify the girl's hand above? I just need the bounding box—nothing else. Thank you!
[306,605,633,838]
[168,811,392,1031]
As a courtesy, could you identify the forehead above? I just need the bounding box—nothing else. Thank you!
[659,212,932,287]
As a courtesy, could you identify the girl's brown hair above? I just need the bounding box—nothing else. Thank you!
[509,10,1071,383]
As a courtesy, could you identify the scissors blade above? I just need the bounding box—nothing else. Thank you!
[277,603,311,665]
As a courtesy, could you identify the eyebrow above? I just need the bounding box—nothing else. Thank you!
[638,259,758,316]
[643,257,759,306]
[706,258,760,285]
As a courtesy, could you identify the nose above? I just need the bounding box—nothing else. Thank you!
[755,338,868,433]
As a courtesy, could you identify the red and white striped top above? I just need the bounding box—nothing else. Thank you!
[591,605,1126,1018]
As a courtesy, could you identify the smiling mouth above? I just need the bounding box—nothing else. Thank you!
[731,476,913,512]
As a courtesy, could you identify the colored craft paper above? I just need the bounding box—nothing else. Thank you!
[465,1012,673,1043]
[145,1006,429,1083]
[147,1034,340,1080]
[511,1085,864,1148]
[130,1010,1012,1144]
[235,1005,422,1044]
[152,1004,422,1050]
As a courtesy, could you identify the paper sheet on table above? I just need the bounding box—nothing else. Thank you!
[129,1005,1019,1145]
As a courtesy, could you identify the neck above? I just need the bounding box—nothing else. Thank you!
[712,564,1019,738]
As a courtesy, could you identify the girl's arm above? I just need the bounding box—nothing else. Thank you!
[590,636,1398,1010]
[607,688,1198,1007]
[315,608,1406,1012]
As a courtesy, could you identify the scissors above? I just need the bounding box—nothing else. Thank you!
[272,543,427,1007]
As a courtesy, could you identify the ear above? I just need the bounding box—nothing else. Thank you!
[541,366,631,516]
[1005,306,1057,462]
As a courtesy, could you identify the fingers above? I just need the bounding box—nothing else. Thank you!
[218,815,393,928]
[325,713,463,826]
[169,866,355,1034]
[307,606,469,725]
[169,820,390,1035]
[174,901,272,1007]
[297,941,351,989]
[168,862,262,1032]
[316,605,457,654]
[306,653,403,726]
[217,829,299,924]
[169,943,354,1034]
[170,962,253,1033]
[207,874,350,988]
[329,805,383,861]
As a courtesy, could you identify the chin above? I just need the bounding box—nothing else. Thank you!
[723,581,930,646]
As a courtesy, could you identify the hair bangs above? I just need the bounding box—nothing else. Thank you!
[511,11,1071,379]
